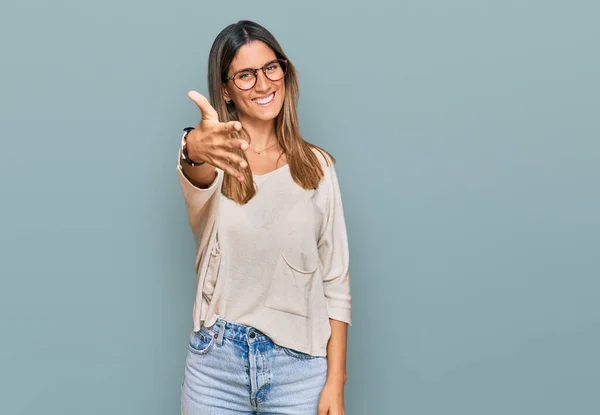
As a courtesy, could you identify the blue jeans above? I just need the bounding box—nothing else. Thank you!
[181,317,328,414]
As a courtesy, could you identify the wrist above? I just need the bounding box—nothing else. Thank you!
[326,372,347,386]
[181,127,205,166]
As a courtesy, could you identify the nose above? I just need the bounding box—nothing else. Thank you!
[254,70,271,92]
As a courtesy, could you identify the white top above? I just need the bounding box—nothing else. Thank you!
[176,147,352,356]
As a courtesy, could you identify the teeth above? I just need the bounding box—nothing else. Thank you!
[253,93,275,105]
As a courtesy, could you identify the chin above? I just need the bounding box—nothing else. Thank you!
[254,110,281,121]
[253,103,284,121]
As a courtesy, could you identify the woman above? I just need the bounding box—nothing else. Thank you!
[177,20,352,415]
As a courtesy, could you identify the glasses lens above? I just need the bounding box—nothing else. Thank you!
[265,60,286,81]
[233,70,256,90]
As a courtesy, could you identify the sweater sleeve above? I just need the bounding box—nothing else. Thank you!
[317,159,352,326]
[176,147,223,272]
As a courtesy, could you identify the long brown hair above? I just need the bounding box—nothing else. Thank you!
[207,20,335,204]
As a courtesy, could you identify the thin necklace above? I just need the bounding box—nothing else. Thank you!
[248,140,278,155]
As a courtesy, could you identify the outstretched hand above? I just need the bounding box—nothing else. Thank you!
[186,90,249,182]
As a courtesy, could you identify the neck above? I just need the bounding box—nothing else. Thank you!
[239,116,277,150]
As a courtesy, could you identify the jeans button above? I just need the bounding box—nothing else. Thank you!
[249,332,256,339]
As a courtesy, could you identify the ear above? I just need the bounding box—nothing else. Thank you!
[222,85,232,103]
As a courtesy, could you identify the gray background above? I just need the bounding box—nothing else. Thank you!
[1,0,599,414]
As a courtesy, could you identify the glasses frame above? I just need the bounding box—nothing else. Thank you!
[223,59,289,91]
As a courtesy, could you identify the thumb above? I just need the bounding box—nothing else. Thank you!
[188,90,219,122]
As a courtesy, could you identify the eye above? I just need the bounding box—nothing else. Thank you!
[265,62,280,72]
[236,71,253,80]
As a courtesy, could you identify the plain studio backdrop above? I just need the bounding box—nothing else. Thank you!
[1,1,598,414]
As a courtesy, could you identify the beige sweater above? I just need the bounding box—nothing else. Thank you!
[176,147,352,356]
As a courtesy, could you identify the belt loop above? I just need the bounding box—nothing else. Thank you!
[216,320,225,347]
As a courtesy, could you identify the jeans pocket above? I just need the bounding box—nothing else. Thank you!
[188,327,217,355]
[281,345,322,360]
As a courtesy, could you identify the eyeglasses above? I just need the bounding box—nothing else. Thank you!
[223,59,288,91]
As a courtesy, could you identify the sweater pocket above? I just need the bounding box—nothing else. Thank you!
[203,239,222,302]
[265,251,319,318]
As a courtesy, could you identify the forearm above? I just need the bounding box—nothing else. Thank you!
[180,159,218,189]
[326,318,348,385]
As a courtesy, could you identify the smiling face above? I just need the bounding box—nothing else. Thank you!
[222,40,286,123]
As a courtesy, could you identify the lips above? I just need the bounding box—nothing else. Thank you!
[252,92,275,105]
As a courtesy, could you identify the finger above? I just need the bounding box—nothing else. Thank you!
[216,149,247,168]
[215,120,242,135]
[221,151,248,169]
[225,138,249,152]
[187,90,219,122]
[214,160,246,182]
